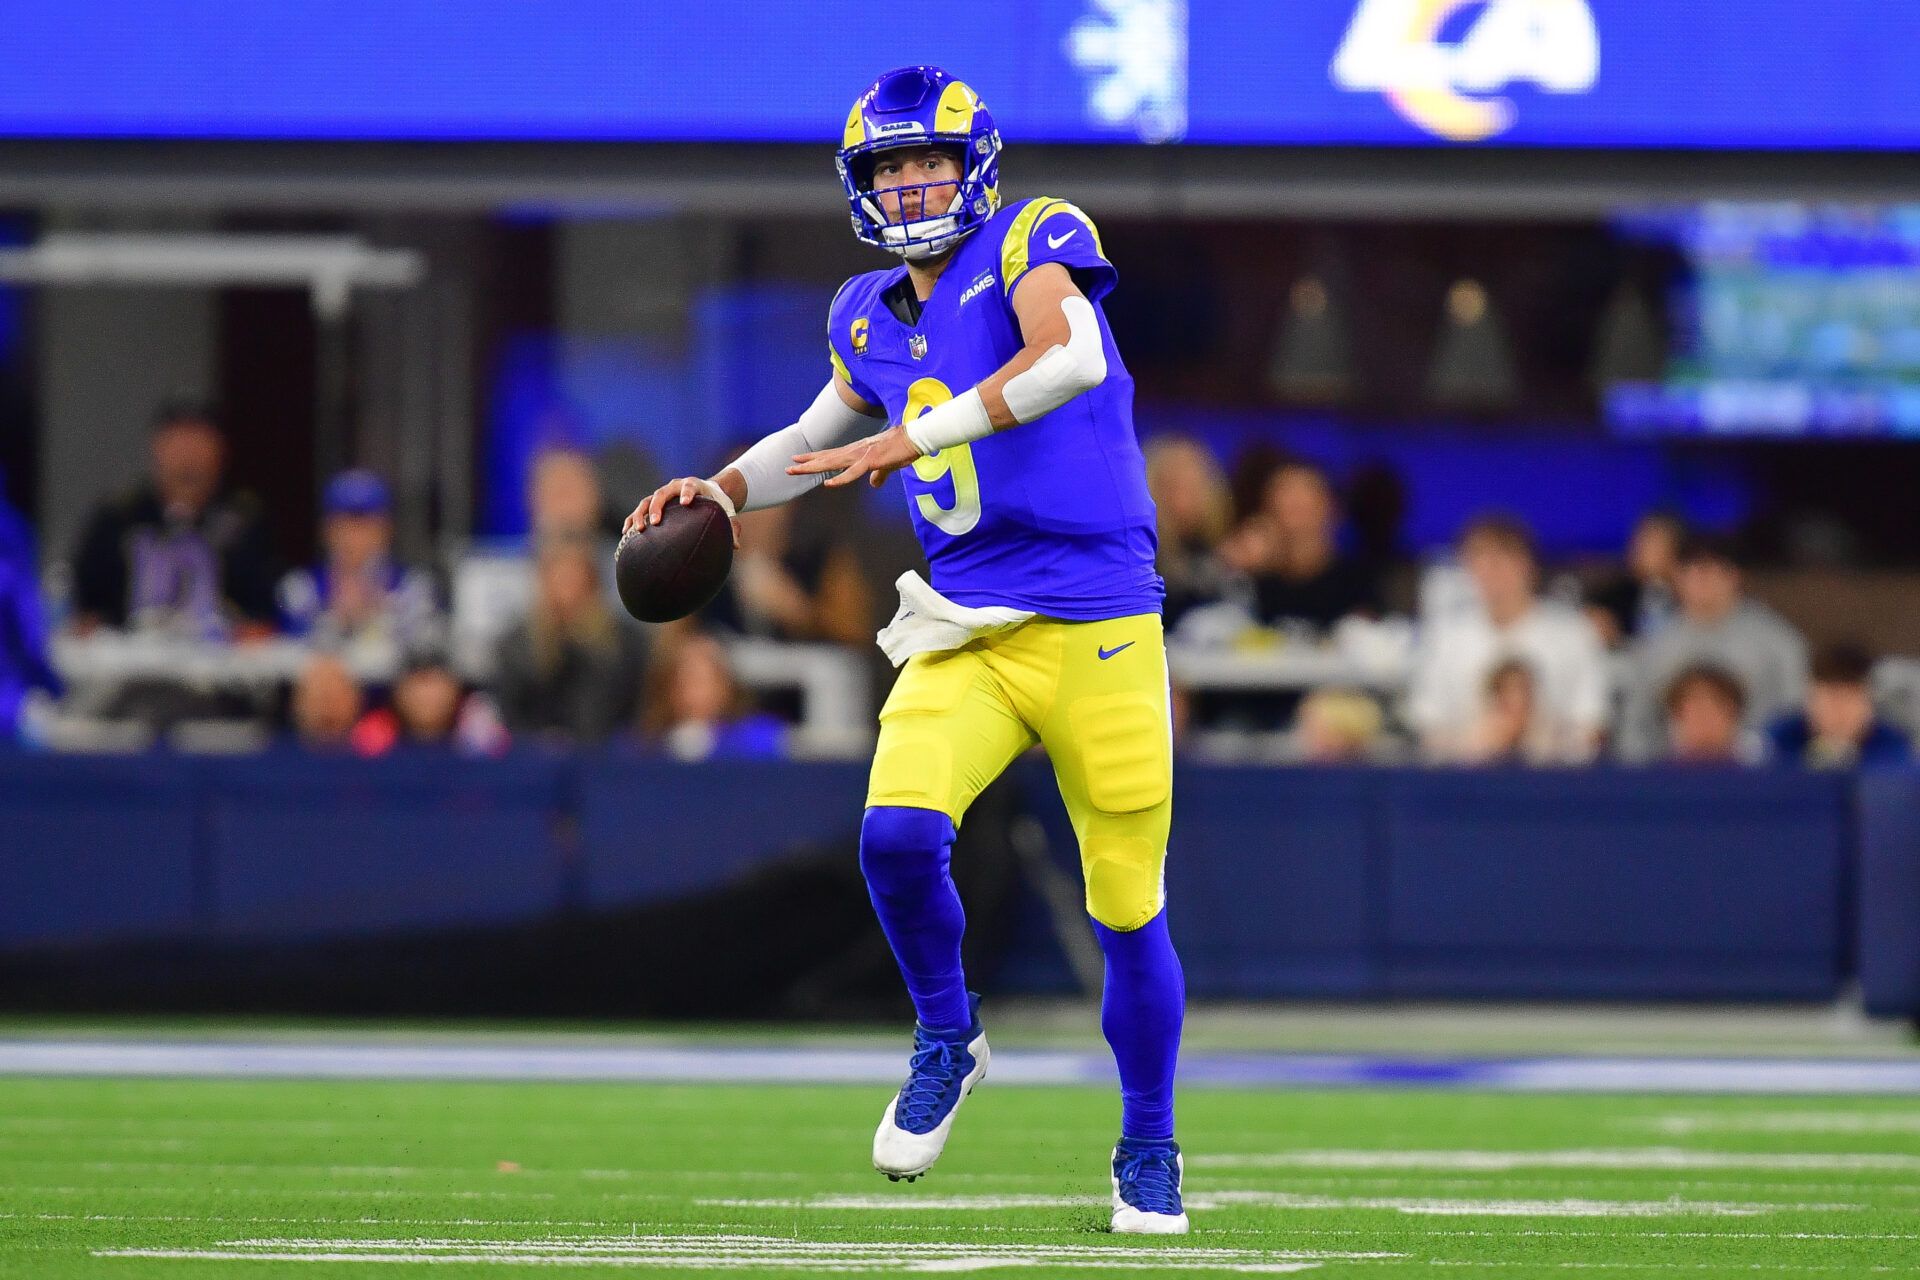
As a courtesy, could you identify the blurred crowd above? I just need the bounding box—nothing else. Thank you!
[0,400,1915,771]
[5,401,817,761]
[1146,434,1914,770]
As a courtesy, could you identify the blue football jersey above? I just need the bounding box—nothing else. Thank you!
[827,197,1163,621]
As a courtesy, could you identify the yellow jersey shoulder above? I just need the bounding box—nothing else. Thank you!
[996,196,1107,292]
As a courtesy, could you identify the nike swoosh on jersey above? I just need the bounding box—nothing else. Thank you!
[1097,641,1135,660]
[1046,227,1079,249]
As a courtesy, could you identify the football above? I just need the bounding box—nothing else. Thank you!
[613,495,734,623]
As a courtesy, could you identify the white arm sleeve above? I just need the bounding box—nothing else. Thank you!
[1000,294,1107,423]
[901,294,1109,457]
[729,380,876,512]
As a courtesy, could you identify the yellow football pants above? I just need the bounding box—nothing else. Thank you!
[865,611,1173,931]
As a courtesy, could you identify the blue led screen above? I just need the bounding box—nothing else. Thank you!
[0,1,1913,149]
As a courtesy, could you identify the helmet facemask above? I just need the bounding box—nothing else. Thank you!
[854,147,968,261]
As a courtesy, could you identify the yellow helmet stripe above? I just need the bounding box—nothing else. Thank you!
[934,81,981,135]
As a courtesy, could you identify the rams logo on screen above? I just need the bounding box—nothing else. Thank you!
[1331,0,1598,142]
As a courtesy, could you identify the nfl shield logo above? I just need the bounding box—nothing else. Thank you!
[909,334,928,360]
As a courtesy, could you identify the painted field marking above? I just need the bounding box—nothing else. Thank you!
[1412,1266,1914,1273]
[214,1235,1400,1260]
[27,1213,1920,1243]
[1642,1112,1920,1136]
[94,1232,1406,1273]
[699,1193,1861,1218]
[1190,1149,1920,1173]
[0,1183,567,1201]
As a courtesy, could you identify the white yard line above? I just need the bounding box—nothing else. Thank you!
[0,1184,567,1201]
[1191,1149,1920,1172]
[93,1233,1401,1273]
[698,1193,1860,1217]
[1642,1111,1920,1136]
[92,1229,1920,1273]
[92,1252,1329,1272]
[1410,1265,1913,1273]
[23,1213,1920,1243]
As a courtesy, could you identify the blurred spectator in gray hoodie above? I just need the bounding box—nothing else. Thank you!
[1617,533,1806,761]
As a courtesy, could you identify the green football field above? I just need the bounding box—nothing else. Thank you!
[4,1070,1919,1277]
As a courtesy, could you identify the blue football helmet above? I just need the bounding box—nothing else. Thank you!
[837,66,1002,262]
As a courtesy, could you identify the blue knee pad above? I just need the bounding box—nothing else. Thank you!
[859,805,958,889]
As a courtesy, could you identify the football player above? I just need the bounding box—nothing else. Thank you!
[624,65,1186,1234]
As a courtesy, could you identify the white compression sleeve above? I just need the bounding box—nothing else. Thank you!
[1000,294,1107,423]
[730,380,875,512]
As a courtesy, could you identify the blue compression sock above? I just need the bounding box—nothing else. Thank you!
[859,806,972,1035]
[1093,908,1185,1142]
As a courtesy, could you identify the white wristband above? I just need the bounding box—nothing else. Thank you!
[904,386,993,457]
[688,475,737,518]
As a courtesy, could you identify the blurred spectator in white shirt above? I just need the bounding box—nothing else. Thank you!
[278,470,440,654]
[1663,663,1755,766]
[1617,532,1807,762]
[1145,436,1240,633]
[1408,514,1607,764]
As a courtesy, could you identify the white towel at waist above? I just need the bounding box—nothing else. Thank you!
[875,571,1036,668]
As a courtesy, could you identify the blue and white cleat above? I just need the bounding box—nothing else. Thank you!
[872,993,989,1181]
[1110,1137,1190,1234]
